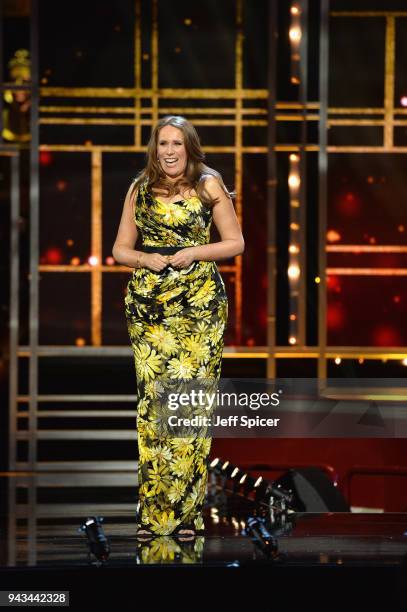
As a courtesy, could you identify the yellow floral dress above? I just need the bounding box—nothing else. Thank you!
[124,179,228,536]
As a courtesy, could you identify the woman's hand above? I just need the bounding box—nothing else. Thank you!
[167,247,196,269]
[140,252,170,272]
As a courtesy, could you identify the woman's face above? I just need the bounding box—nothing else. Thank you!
[157,125,187,181]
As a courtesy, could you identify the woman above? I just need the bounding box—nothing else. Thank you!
[112,115,244,539]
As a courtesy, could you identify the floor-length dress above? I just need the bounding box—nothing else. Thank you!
[124,179,228,536]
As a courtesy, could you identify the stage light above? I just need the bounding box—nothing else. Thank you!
[221,461,240,480]
[244,515,279,559]
[39,151,53,166]
[315,276,321,283]
[402,359,407,367]
[70,257,80,266]
[78,516,110,562]
[253,476,273,504]
[239,473,248,486]
[327,304,345,330]
[289,244,299,253]
[288,264,300,280]
[209,457,220,470]
[288,174,300,188]
[241,474,257,498]
[289,336,297,345]
[44,247,63,265]
[327,229,341,242]
[289,27,301,42]
[221,460,230,473]
[88,255,99,266]
[334,357,341,365]
[400,96,407,107]
[56,180,67,192]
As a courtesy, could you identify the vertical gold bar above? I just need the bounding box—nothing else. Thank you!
[151,0,159,126]
[235,0,243,345]
[384,16,395,149]
[134,0,142,147]
[91,150,102,346]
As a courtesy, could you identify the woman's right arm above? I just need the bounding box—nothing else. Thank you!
[112,183,144,268]
[112,183,168,272]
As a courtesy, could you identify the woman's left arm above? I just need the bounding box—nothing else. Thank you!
[171,177,245,266]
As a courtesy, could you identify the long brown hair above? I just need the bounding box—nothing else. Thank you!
[128,115,235,210]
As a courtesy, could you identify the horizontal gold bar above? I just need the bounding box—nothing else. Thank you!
[326,267,407,275]
[39,105,269,116]
[15,345,407,360]
[277,102,320,109]
[36,143,407,154]
[329,108,384,114]
[329,119,385,126]
[38,144,270,153]
[40,87,269,99]
[327,245,407,253]
[275,114,319,121]
[39,118,267,127]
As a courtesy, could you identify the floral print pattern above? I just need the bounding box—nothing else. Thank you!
[124,180,228,535]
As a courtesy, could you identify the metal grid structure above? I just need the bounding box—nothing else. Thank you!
[267,2,407,377]
[4,0,407,473]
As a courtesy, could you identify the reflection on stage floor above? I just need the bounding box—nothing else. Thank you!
[0,473,406,569]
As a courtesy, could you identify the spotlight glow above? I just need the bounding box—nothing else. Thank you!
[288,264,300,279]
[288,174,301,188]
[289,27,301,42]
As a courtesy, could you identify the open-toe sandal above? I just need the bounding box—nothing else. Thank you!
[173,524,200,541]
[136,527,155,541]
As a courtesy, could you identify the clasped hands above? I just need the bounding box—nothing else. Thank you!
[141,247,196,273]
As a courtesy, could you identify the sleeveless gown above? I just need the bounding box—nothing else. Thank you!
[124,180,228,535]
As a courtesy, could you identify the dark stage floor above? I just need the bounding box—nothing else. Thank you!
[0,473,406,609]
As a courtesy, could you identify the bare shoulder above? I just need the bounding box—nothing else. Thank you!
[125,179,140,211]
[203,175,227,196]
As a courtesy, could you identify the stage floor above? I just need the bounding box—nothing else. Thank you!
[0,473,406,569]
